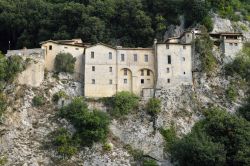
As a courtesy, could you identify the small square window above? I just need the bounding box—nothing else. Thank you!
[141,79,144,84]
[124,69,128,76]
[109,67,112,72]
[92,66,95,71]
[184,72,186,75]
[92,79,95,84]
[109,52,112,59]
[134,54,137,62]
[124,79,127,84]
[183,45,186,49]
[91,52,94,59]
[147,70,150,76]
[145,55,149,62]
[167,79,170,83]
[235,43,238,46]
[167,68,170,73]
[49,45,52,50]
[141,70,144,76]
[121,54,125,61]
[109,80,112,84]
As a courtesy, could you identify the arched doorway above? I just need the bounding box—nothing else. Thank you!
[119,68,133,92]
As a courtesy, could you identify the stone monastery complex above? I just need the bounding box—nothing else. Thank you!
[7,30,244,98]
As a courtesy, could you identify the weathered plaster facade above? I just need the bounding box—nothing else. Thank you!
[6,30,244,98]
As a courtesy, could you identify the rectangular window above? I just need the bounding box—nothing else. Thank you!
[75,48,79,50]
[184,72,186,75]
[235,43,238,46]
[229,43,233,46]
[168,55,171,64]
[109,67,112,72]
[91,52,94,59]
[145,55,149,62]
[92,79,95,84]
[124,69,128,76]
[141,79,144,84]
[121,54,125,61]
[147,70,150,76]
[141,70,144,76]
[167,79,170,83]
[183,45,186,49]
[109,52,112,59]
[167,68,170,73]
[183,57,185,61]
[166,44,169,49]
[64,47,68,49]
[124,79,127,84]
[92,66,95,71]
[109,80,112,84]
[49,45,52,50]
[134,54,137,62]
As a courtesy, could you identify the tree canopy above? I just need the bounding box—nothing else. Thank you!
[0,0,249,53]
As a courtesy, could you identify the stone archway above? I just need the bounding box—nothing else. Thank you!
[119,68,133,92]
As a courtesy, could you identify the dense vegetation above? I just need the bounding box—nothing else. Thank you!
[146,98,161,117]
[54,53,76,73]
[105,91,139,117]
[0,0,249,53]
[59,97,110,147]
[166,107,250,166]
[194,27,217,75]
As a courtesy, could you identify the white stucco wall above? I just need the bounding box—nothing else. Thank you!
[18,57,44,87]
[42,42,85,81]
[116,48,155,96]
[156,43,192,89]
[84,44,117,97]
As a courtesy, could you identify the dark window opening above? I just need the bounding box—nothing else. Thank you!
[49,45,52,50]
[168,55,171,64]
[121,54,125,61]
[92,66,95,71]
[141,79,144,84]
[147,70,150,76]
[91,52,94,58]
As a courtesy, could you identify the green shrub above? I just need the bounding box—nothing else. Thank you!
[201,16,214,32]
[52,128,78,158]
[160,126,177,151]
[225,43,250,82]
[226,84,238,102]
[195,30,217,75]
[0,53,26,83]
[103,143,112,151]
[146,98,161,116]
[0,93,7,118]
[107,91,139,117]
[60,97,110,146]
[143,158,158,166]
[52,91,68,103]
[32,96,45,107]
[54,53,76,73]
[0,155,7,165]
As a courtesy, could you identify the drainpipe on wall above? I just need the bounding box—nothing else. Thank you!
[153,38,158,97]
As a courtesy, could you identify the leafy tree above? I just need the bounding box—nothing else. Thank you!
[60,97,110,146]
[107,91,139,117]
[54,53,76,73]
[170,107,250,165]
[195,28,217,75]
